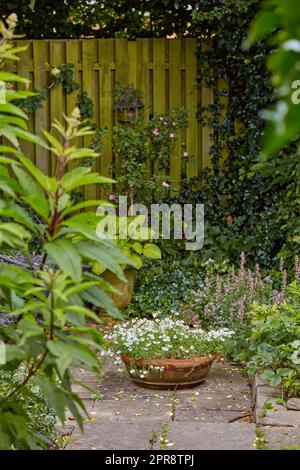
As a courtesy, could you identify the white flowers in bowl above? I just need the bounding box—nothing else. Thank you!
[105,317,234,361]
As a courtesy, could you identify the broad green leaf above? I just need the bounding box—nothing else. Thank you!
[0,72,30,83]
[14,128,49,149]
[80,286,122,319]
[0,103,28,119]
[45,239,82,281]
[15,153,55,192]
[143,243,161,259]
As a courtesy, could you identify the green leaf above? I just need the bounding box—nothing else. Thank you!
[14,128,49,149]
[131,241,143,254]
[0,103,28,119]
[143,243,161,259]
[47,340,99,377]
[42,130,63,155]
[246,11,279,47]
[45,240,82,281]
[80,286,122,319]
[78,242,123,275]
[15,153,54,192]
[0,71,30,84]
[13,165,50,218]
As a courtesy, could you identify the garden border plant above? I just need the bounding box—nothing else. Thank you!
[0,15,131,449]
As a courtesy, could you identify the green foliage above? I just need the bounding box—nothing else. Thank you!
[0,369,56,448]
[126,258,200,318]
[0,18,127,449]
[0,1,200,39]
[246,281,300,397]
[50,64,79,94]
[112,88,189,205]
[114,82,143,109]
[164,0,297,270]
[246,0,300,259]
[93,215,161,272]
[13,88,47,115]
[76,92,94,119]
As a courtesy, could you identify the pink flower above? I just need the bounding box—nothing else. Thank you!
[162,181,171,188]
[238,296,245,320]
[159,116,164,121]
[153,128,159,136]
[108,193,117,202]
[51,67,60,76]
[169,132,175,139]
[163,121,168,126]
[172,122,177,127]
[182,151,188,158]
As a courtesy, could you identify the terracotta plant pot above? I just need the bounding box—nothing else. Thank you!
[122,353,218,390]
[102,268,135,309]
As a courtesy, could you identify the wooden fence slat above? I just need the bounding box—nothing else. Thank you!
[128,41,138,89]
[115,39,128,88]
[201,40,213,170]
[66,41,79,117]
[82,40,97,200]
[16,40,34,161]
[99,39,114,190]
[49,41,65,175]
[33,40,50,174]
[115,39,129,185]
[65,40,80,174]
[169,39,182,188]
[185,39,199,180]
[153,39,165,115]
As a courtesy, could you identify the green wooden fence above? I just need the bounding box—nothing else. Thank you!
[10,38,216,199]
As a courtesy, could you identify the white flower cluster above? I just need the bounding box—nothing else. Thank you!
[105,317,234,360]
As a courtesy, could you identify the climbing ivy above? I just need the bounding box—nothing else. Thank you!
[176,0,298,269]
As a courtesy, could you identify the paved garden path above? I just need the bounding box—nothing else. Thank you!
[66,358,258,450]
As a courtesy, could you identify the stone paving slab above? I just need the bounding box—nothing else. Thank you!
[78,398,174,423]
[67,421,256,450]
[67,359,255,450]
[252,374,300,427]
[260,426,300,450]
[168,422,256,450]
[67,421,166,450]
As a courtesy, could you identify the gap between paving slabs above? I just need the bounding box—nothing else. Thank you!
[66,358,257,450]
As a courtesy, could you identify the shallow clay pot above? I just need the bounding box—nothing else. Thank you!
[102,268,135,309]
[122,354,218,390]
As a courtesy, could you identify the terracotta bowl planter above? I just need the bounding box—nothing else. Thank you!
[102,268,135,309]
[122,353,218,390]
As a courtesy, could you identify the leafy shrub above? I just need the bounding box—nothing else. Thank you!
[125,258,201,318]
[246,281,300,397]
[190,253,276,329]
[0,369,56,448]
[111,98,189,205]
[185,253,285,358]
[0,16,127,449]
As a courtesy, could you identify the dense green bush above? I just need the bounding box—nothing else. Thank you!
[246,281,300,397]
[0,369,56,448]
[125,258,201,318]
